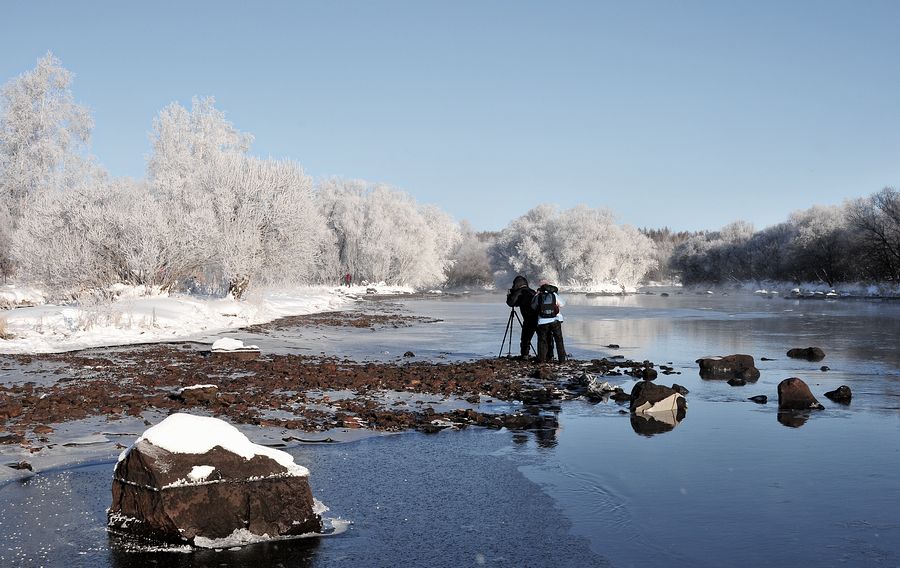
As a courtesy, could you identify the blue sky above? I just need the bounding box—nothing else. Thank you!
[3,1,900,232]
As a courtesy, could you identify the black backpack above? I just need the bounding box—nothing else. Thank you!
[538,291,559,318]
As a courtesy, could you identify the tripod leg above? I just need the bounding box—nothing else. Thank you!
[498,310,515,358]
[513,309,536,357]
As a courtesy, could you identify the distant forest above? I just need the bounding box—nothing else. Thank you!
[1,54,899,301]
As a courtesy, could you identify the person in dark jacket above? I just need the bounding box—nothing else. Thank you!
[531,281,566,363]
[505,275,539,358]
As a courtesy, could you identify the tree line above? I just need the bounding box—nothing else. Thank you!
[1,54,898,300]
[0,53,657,300]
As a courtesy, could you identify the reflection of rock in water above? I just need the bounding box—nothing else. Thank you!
[630,409,685,436]
[628,381,687,436]
[777,410,812,428]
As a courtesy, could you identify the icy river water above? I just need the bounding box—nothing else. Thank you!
[2,290,900,567]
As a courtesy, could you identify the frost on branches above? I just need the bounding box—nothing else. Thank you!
[317,178,460,288]
[490,204,657,289]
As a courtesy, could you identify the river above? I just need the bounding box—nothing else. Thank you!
[2,289,899,567]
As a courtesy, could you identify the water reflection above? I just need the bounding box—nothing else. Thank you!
[777,410,813,428]
[108,536,320,568]
[630,408,686,436]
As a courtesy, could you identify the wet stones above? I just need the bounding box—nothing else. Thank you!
[696,354,760,381]
[824,385,852,404]
[786,347,826,362]
[777,378,824,410]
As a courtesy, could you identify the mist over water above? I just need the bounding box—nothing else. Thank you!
[2,290,899,567]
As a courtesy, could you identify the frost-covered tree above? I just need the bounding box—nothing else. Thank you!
[146,98,327,296]
[848,187,900,281]
[0,52,94,217]
[317,178,458,287]
[444,221,494,288]
[787,204,852,286]
[491,204,657,288]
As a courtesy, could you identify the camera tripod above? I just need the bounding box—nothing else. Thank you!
[498,308,536,358]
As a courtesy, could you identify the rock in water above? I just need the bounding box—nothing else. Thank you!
[824,385,852,403]
[108,413,321,546]
[786,347,826,361]
[696,354,761,381]
[630,381,687,416]
[777,378,824,410]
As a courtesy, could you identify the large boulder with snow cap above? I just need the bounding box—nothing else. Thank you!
[108,413,321,546]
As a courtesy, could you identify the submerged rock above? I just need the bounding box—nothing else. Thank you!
[824,385,852,404]
[696,354,760,381]
[108,413,321,546]
[777,378,824,410]
[748,395,768,404]
[786,347,826,362]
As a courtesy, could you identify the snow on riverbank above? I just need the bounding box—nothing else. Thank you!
[0,284,408,354]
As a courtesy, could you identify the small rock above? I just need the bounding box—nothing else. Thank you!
[748,395,768,404]
[607,344,620,349]
[727,377,747,387]
[641,368,658,381]
[403,351,415,358]
[9,460,32,471]
[820,366,830,372]
[786,347,826,362]
[696,354,760,381]
[824,385,852,404]
[777,377,824,410]
[33,425,54,435]
[671,384,689,395]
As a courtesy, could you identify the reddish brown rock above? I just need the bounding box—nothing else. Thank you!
[696,354,760,381]
[109,437,320,545]
[786,347,826,362]
[777,377,824,410]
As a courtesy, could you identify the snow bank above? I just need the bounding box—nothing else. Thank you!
[0,285,353,354]
[0,283,45,308]
[120,413,308,477]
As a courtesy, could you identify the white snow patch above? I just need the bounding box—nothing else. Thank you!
[193,528,271,549]
[179,384,217,393]
[211,337,259,352]
[119,413,308,477]
[0,285,352,354]
[187,465,215,482]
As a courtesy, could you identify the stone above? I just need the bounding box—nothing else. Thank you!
[33,424,54,435]
[727,377,747,387]
[748,395,768,404]
[786,347,826,362]
[630,381,687,416]
[696,354,760,381]
[108,414,321,546]
[824,385,852,404]
[641,368,658,381]
[777,377,824,410]
[820,366,830,372]
[607,344,620,349]
[403,351,415,358]
[175,384,219,406]
[671,384,689,396]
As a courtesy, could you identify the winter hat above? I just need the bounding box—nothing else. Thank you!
[512,275,529,289]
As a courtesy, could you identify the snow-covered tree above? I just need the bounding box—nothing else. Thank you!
[491,204,657,288]
[0,52,94,218]
[444,221,494,288]
[317,178,458,287]
[848,187,900,281]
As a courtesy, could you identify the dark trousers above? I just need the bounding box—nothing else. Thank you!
[537,321,566,363]
[520,319,538,357]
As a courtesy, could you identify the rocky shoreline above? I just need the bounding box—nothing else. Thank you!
[1,307,669,478]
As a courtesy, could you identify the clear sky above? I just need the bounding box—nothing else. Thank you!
[3,0,900,232]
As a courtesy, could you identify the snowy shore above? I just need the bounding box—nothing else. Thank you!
[0,284,415,354]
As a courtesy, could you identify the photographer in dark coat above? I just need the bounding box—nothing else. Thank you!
[506,275,539,358]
